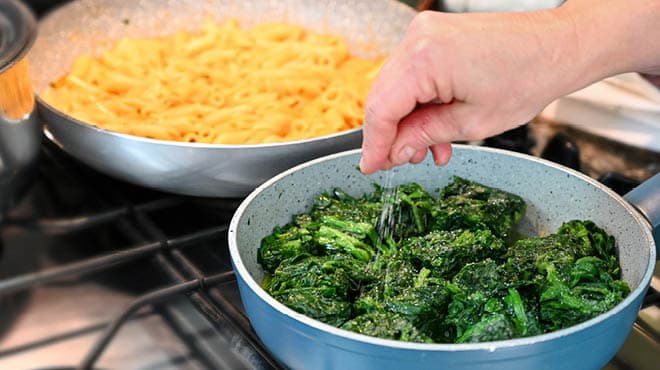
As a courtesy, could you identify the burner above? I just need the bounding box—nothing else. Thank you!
[540,133,581,171]
[483,125,535,154]
[598,172,641,196]
[0,211,40,341]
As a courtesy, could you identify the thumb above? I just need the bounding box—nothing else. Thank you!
[388,102,472,166]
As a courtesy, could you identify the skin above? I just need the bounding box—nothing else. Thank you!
[359,0,660,174]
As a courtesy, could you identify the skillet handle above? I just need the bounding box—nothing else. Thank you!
[624,172,660,257]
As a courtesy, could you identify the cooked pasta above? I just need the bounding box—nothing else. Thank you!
[43,19,384,144]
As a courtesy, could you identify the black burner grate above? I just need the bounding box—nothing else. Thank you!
[0,141,282,369]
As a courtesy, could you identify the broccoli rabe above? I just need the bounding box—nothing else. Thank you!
[431,177,526,238]
[372,182,436,241]
[258,225,313,273]
[456,313,517,343]
[360,258,419,301]
[257,177,629,344]
[381,268,452,341]
[402,229,505,279]
[453,258,506,295]
[539,256,630,331]
[263,256,354,326]
[504,287,542,338]
[341,310,434,343]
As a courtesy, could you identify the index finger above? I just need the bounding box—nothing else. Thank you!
[359,47,438,174]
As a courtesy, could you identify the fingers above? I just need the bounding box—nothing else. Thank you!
[359,41,439,174]
[387,102,466,166]
[359,65,416,173]
[429,143,452,165]
[409,148,428,164]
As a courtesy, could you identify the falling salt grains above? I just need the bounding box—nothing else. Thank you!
[375,171,400,294]
[377,170,400,242]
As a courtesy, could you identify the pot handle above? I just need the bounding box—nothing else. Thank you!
[0,57,41,218]
[624,172,660,257]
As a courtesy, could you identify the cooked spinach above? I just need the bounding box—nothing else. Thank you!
[258,177,629,343]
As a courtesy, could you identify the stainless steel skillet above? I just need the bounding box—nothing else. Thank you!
[229,145,659,370]
[28,0,416,197]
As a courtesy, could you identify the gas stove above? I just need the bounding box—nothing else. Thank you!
[1,1,659,369]
[0,120,658,370]
[0,138,277,370]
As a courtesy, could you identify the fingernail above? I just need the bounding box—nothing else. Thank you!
[396,146,417,164]
[359,156,367,173]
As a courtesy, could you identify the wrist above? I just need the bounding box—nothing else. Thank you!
[511,6,596,100]
[556,0,660,82]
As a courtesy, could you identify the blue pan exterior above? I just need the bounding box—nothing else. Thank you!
[235,266,642,370]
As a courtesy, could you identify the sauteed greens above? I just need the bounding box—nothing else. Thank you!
[258,177,630,343]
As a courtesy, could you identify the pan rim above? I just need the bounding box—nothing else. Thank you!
[36,96,363,150]
[228,144,656,352]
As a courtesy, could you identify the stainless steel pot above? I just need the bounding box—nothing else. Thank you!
[228,146,658,370]
[28,0,415,197]
[0,0,40,219]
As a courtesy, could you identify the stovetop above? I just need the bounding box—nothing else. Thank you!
[0,138,280,370]
[0,120,658,370]
[1,2,659,369]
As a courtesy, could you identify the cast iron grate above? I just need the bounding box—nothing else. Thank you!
[0,140,282,370]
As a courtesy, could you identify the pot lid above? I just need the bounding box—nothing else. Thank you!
[0,0,36,74]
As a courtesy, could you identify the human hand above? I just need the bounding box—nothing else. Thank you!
[359,9,583,174]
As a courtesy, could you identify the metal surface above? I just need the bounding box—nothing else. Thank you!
[0,141,280,369]
[0,0,35,74]
[28,0,416,197]
[229,145,657,370]
[0,0,41,218]
[625,173,660,248]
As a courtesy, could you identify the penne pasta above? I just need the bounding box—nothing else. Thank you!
[42,19,384,144]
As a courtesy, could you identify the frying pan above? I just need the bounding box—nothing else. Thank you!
[28,0,416,197]
[228,146,659,370]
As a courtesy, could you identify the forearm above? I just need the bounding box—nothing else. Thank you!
[557,0,660,84]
